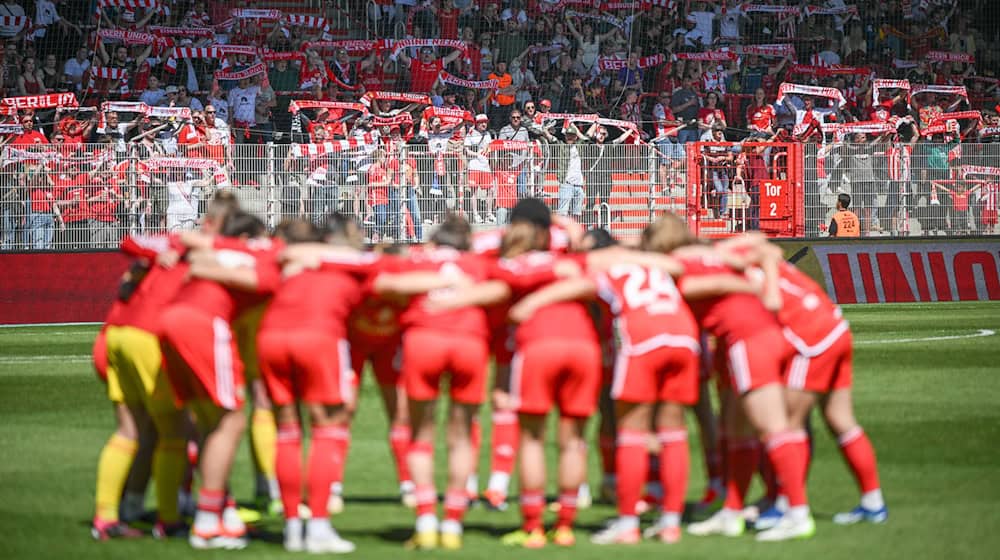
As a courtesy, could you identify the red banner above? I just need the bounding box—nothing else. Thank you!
[0,252,129,324]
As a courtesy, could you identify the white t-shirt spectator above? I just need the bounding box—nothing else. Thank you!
[63,57,91,90]
[565,144,584,185]
[718,5,743,41]
[166,180,200,231]
[674,26,711,49]
[690,11,715,46]
[816,50,842,67]
[228,85,259,125]
[464,129,492,172]
[0,2,26,38]
[207,96,230,125]
[31,0,60,40]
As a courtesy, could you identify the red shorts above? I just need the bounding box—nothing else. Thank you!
[468,169,494,190]
[402,328,489,405]
[611,344,700,405]
[159,305,245,410]
[350,333,402,387]
[784,329,853,393]
[258,329,354,406]
[724,329,794,395]
[511,338,602,418]
[93,327,109,382]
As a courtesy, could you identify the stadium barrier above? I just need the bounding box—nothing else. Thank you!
[2,141,999,253]
[776,237,1000,304]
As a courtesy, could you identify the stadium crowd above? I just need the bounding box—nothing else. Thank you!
[2,0,1000,250]
[92,198,888,551]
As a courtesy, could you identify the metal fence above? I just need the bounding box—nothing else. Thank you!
[2,140,999,251]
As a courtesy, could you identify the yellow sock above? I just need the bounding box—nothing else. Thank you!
[95,433,138,522]
[153,438,187,524]
[250,409,277,482]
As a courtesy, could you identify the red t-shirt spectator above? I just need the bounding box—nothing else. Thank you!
[13,129,48,146]
[54,173,89,225]
[89,176,121,223]
[410,58,443,94]
[438,8,459,40]
[746,103,776,131]
[698,107,727,128]
[368,163,389,207]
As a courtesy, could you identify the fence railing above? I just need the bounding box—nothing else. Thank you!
[2,141,998,251]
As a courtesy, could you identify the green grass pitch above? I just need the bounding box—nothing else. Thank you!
[1,302,999,559]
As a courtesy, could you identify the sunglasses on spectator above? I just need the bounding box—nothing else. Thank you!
[52,136,64,141]
[511,115,522,120]
[205,110,215,114]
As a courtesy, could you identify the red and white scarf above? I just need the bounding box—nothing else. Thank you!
[962,165,1000,178]
[423,106,473,127]
[261,51,305,62]
[910,84,968,99]
[164,45,259,72]
[146,157,220,170]
[284,14,334,40]
[736,43,796,58]
[304,40,378,53]
[288,100,368,115]
[230,9,281,20]
[789,64,870,76]
[743,3,803,14]
[802,5,859,17]
[290,140,368,158]
[95,0,158,17]
[777,83,847,107]
[0,123,24,135]
[0,16,31,31]
[0,92,79,110]
[214,62,266,81]
[926,51,974,64]
[674,51,738,62]
[564,10,626,29]
[149,26,214,38]
[439,72,497,90]
[372,113,414,128]
[361,91,432,108]
[872,79,911,105]
[88,66,130,94]
[597,53,665,71]
[384,39,468,57]
[96,28,158,45]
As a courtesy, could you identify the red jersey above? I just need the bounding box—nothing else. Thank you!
[368,163,389,206]
[409,58,443,94]
[747,103,776,131]
[260,251,381,336]
[88,176,120,223]
[169,237,282,321]
[114,234,191,334]
[358,61,386,92]
[676,255,781,345]
[397,247,492,339]
[54,174,89,224]
[492,251,598,347]
[594,263,699,354]
[438,8,459,39]
[772,262,847,355]
[495,170,519,209]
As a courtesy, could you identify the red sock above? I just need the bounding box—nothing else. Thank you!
[765,430,809,508]
[760,447,780,501]
[723,438,758,510]
[556,490,578,529]
[838,427,881,493]
[307,425,348,517]
[520,490,545,532]
[197,488,225,514]
[490,410,519,476]
[615,429,648,516]
[443,489,468,522]
[658,429,689,516]
[275,423,302,518]
[409,440,437,517]
[388,424,412,484]
[598,433,616,477]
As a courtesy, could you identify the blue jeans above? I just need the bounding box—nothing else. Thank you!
[27,211,53,250]
[372,203,388,238]
[558,183,585,216]
[1,205,20,250]
[515,168,528,198]
[711,171,729,216]
[655,138,684,162]
[677,128,700,145]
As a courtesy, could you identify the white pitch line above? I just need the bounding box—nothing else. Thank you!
[0,322,101,328]
[855,329,996,345]
[0,355,91,366]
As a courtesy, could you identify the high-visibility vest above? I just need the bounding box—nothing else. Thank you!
[832,210,860,237]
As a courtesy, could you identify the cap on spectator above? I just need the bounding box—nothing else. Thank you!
[564,127,578,136]
[475,113,489,123]
[165,85,178,94]
[540,99,552,108]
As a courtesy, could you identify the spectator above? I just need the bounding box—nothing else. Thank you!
[139,75,166,107]
[62,46,90,93]
[13,114,48,146]
[395,46,463,94]
[174,85,205,112]
[552,123,588,219]
[671,79,701,144]
[488,59,516,125]
[17,57,46,96]
[25,165,57,249]
[464,113,495,223]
